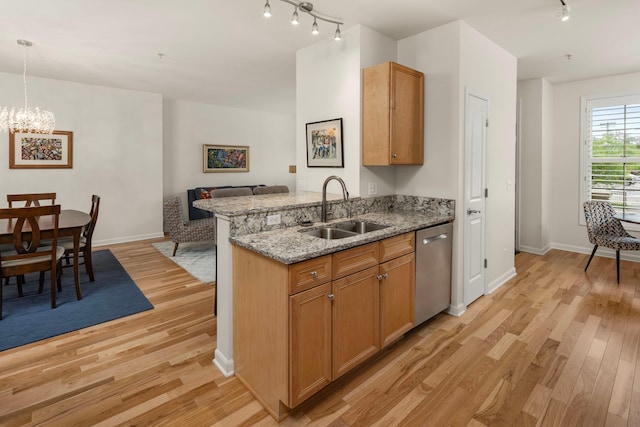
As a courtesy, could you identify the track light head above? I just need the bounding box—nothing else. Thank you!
[291,8,299,25]
[263,0,272,17]
[334,25,341,41]
[557,1,570,21]
[311,18,319,35]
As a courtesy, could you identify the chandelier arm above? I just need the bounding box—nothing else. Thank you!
[22,47,29,110]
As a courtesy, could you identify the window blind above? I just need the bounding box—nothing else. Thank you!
[583,94,640,215]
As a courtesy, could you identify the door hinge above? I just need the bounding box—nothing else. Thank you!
[485,188,488,198]
[484,259,488,268]
[486,118,489,127]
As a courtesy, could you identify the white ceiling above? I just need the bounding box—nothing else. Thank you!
[1,0,639,115]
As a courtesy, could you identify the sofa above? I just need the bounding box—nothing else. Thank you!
[187,185,263,220]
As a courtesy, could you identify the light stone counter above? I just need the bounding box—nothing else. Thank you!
[229,210,453,264]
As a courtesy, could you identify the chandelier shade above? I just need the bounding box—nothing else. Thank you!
[0,39,56,134]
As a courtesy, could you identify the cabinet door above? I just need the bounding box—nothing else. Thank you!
[289,283,332,407]
[332,266,380,379]
[390,63,424,165]
[379,253,415,348]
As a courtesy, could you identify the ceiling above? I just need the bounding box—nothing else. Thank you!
[1,0,639,115]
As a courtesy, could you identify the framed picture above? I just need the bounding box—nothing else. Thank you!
[9,130,73,169]
[306,118,343,168]
[203,144,250,173]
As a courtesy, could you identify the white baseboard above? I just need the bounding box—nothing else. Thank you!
[522,242,640,263]
[446,302,466,317]
[487,267,517,295]
[518,244,552,256]
[213,349,235,377]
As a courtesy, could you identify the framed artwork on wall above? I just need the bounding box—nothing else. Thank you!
[203,144,250,173]
[9,130,73,169]
[306,118,343,168]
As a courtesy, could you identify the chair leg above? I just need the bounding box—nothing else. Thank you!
[51,266,57,309]
[585,245,598,272]
[172,242,179,257]
[38,272,45,294]
[616,250,620,285]
[17,275,25,297]
[85,248,95,282]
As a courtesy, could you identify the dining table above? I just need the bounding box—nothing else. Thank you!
[0,209,92,300]
[614,212,640,225]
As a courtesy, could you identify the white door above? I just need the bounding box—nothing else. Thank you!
[463,92,488,306]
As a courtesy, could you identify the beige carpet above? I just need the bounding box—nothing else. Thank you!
[152,241,216,284]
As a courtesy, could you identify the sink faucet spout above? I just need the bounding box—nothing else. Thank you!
[321,175,349,223]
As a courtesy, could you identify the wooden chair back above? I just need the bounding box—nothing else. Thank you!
[0,205,62,318]
[7,193,57,208]
[83,195,100,241]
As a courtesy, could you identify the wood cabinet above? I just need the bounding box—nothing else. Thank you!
[362,61,424,166]
[233,232,415,420]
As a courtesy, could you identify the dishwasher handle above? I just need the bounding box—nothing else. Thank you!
[422,234,448,245]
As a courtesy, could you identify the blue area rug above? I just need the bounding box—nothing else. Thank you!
[0,250,154,352]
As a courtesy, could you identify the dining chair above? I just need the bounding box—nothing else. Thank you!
[7,192,57,207]
[0,205,65,319]
[57,195,100,283]
[163,197,216,257]
[253,185,289,195]
[583,201,640,284]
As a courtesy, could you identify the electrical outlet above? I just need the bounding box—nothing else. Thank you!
[267,214,281,225]
[368,182,378,195]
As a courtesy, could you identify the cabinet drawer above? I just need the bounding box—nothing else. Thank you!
[379,232,415,263]
[332,242,379,280]
[289,255,332,294]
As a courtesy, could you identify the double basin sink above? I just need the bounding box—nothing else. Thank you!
[299,220,389,240]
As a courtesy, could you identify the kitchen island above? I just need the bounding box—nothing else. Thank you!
[193,192,454,381]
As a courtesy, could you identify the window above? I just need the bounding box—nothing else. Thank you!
[580,94,640,222]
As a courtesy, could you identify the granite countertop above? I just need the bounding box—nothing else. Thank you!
[193,191,348,217]
[229,210,454,264]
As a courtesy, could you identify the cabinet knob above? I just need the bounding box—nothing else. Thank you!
[382,273,388,279]
[376,275,383,281]
[392,153,397,158]
[328,294,334,300]
[310,271,317,277]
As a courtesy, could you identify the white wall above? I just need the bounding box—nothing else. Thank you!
[0,71,164,245]
[162,99,296,214]
[296,26,363,196]
[459,23,517,293]
[396,21,517,311]
[517,78,554,254]
[549,72,640,254]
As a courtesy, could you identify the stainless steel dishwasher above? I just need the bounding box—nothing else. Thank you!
[415,222,453,326]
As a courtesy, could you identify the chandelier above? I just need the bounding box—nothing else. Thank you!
[263,0,344,41]
[0,39,56,134]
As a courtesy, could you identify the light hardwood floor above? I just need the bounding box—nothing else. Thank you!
[1,240,639,426]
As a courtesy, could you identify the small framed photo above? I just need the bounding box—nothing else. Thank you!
[203,144,250,173]
[306,118,343,168]
[9,130,73,169]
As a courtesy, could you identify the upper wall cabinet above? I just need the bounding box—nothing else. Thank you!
[362,62,424,166]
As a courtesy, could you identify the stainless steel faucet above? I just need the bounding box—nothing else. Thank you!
[321,175,349,222]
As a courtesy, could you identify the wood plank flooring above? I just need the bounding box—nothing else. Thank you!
[1,241,639,426]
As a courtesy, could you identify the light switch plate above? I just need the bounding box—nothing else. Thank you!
[267,214,281,225]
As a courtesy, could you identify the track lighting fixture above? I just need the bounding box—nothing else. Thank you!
[263,0,271,17]
[263,0,344,40]
[557,0,570,22]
